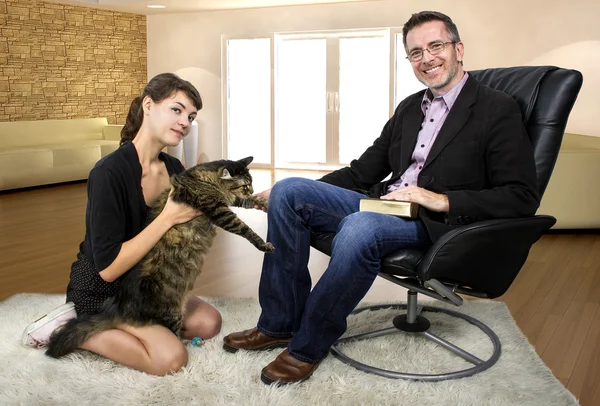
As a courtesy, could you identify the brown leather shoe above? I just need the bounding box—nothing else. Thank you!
[223,327,291,353]
[260,349,323,385]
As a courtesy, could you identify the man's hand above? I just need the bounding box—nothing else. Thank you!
[381,186,449,213]
[256,188,272,200]
[253,188,272,212]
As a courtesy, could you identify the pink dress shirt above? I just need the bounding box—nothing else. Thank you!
[388,72,470,192]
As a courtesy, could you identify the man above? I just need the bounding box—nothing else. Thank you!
[223,11,539,385]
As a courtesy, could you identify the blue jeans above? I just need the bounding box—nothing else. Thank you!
[257,177,431,363]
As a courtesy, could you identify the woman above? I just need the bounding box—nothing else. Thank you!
[23,73,222,376]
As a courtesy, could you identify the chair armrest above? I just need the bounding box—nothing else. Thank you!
[417,215,556,298]
[102,125,124,141]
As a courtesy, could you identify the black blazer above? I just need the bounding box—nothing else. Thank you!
[319,74,540,242]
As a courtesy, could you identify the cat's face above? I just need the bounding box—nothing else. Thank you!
[218,156,254,199]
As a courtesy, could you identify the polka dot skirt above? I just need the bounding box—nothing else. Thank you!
[66,252,116,316]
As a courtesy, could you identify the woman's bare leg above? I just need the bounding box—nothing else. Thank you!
[77,297,220,374]
[181,296,222,340]
[79,324,188,376]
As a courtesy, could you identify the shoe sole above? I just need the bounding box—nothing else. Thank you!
[260,359,322,386]
[21,302,76,346]
[222,340,290,354]
[261,373,308,386]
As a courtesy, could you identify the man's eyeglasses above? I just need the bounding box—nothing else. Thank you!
[406,41,456,62]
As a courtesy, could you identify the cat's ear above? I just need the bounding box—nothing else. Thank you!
[220,168,233,180]
[238,156,253,167]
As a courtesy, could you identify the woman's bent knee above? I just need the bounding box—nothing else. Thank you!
[183,301,223,340]
[195,308,222,340]
[150,344,188,376]
[205,310,222,339]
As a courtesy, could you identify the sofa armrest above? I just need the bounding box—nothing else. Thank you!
[103,125,124,142]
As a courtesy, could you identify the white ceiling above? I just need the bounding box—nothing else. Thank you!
[45,0,376,15]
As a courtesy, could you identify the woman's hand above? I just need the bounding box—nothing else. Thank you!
[381,186,449,213]
[99,189,201,283]
[159,189,202,227]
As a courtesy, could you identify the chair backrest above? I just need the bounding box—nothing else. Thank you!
[469,66,583,198]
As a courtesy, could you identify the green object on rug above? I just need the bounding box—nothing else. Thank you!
[0,294,579,406]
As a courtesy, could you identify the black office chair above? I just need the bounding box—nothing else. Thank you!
[310,66,583,381]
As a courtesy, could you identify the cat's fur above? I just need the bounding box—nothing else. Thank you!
[46,156,272,358]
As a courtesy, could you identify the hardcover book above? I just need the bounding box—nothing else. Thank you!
[359,198,420,218]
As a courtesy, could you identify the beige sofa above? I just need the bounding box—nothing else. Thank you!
[537,133,600,229]
[0,118,122,191]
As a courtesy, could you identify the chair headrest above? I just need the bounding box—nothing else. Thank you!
[469,66,583,196]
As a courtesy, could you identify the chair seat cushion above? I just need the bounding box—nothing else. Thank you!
[381,249,426,277]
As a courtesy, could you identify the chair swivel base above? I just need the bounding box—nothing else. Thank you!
[330,303,502,382]
[393,314,430,332]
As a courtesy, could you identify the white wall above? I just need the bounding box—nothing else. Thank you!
[148,0,600,161]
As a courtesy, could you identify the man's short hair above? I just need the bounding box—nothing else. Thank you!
[402,11,461,50]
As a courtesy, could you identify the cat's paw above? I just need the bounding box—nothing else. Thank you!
[252,196,268,210]
[259,242,275,252]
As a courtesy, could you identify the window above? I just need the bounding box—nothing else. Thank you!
[225,38,271,164]
[275,38,327,165]
[338,35,389,164]
[223,29,426,170]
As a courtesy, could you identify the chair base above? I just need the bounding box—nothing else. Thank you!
[392,314,430,332]
[331,301,501,382]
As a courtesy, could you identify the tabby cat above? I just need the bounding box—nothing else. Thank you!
[46,156,273,358]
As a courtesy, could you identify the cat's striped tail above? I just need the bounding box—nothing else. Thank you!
[45,312,118,358]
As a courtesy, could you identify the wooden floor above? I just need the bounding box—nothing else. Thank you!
[1,170,598,405]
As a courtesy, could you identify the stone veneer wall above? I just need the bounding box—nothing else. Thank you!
[0,0,146,124]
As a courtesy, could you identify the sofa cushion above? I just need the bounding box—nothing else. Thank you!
[100,143,119,157]
[0,149,53,173]
[0,164,94,190]
[0,140,119,191]
[0,118,108,149]
[537,133,600,228]
[0,119,123,191]
[0,139,119,155]
[102,125,123,142]
[53,145,102,167]
[560,133,600,151]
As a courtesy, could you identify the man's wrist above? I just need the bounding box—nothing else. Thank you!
[440,193,450,213]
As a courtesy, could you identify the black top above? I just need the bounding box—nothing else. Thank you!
[66,142,184,313]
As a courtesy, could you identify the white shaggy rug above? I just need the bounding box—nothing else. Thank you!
[0,294,578,406]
